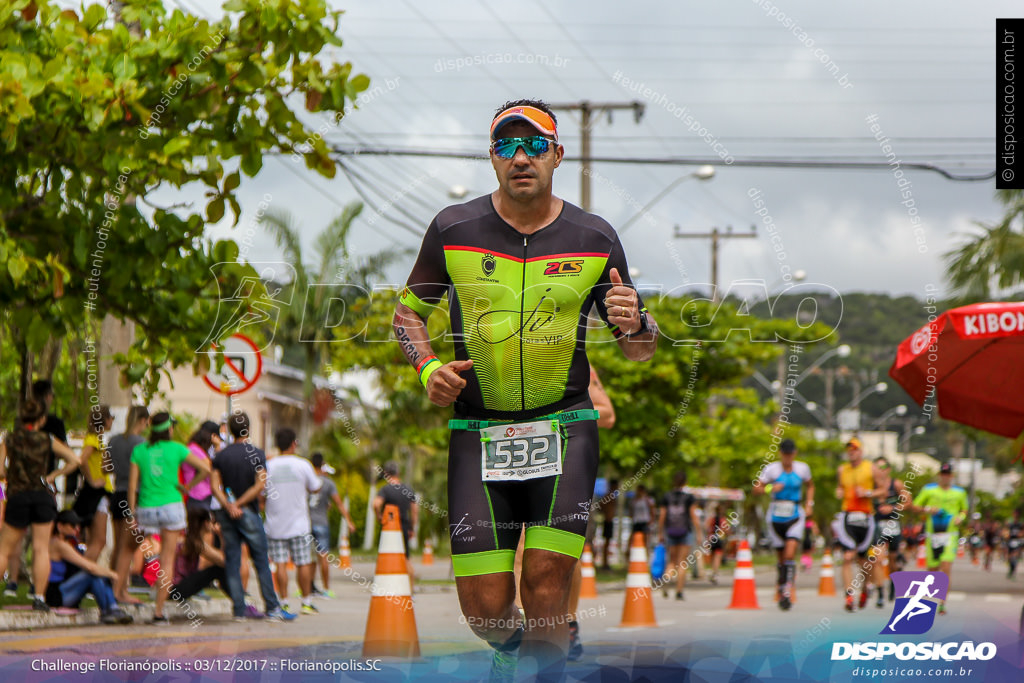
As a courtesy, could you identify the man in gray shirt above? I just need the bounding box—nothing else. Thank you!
[108,405,149,604]
[308,452,355,598]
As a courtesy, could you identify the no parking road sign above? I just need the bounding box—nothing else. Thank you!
[203,333,263,396]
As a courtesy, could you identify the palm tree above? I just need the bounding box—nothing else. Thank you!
[944,189,1024,301]
[260,201,408,440]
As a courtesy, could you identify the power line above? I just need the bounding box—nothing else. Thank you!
[324,146,996,181]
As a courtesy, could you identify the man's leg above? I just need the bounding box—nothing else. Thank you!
[215,510,246,617]
[520,547,578,679]
[238,510,281,614]
[675,544,690,596]
[456,571,520,645]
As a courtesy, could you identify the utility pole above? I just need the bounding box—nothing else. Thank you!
[549,100,645,212]
[673,225,757,303]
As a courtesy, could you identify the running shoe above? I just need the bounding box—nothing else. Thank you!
[313,588,335,598]
[844,596,855,613]
[489,647,518,683]
[858,589,868,610]
[567,622,583,661]
[151,615,170,626]
[265,607,297,623]
[675,591,684,601]
[31,596,50,612]
[709,572,718,586]
[4,581,18,598]
[301,603,320,615]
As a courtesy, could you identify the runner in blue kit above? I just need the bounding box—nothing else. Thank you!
[753,439,814,610]
[393,99,658,681]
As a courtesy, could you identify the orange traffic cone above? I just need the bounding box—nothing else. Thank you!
[728,540,760,609]
[362,504,420,657]
[916,544,927,569]
[422,539,434,566]
[579,543,598,599]
[339,534,352,569]
[956,542,965,559]
[619,532,657,627]
[818,552,837,596]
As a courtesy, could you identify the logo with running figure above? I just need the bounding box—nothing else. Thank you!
[881,571,949,635]
[481,253,496,276]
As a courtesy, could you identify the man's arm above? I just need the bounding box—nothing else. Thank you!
[234,470,266,509]
[394,303,474,407]
[373,490,384,519]
[588,369,615,429]
[603,268,657,361]
[804,478,816,516]
[332,492,357,530]
[210,468,230,509]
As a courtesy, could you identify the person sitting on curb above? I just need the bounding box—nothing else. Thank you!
[46,509,133,624]
[171,508,227,604]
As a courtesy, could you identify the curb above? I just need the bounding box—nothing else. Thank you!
[0,598,233,631]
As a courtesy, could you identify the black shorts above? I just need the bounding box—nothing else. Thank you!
[631,521,650,536]
[72,484,108,525]
[836,512,876,556]
[4,490,57,529]
[447,413,598,578]
[109,491,131,521]
[874,518,902,552]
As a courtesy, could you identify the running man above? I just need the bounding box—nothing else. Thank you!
[911,462,968,615]
[835,437,882,612]
[871,457,908,607]
[753,438,814,611]
[393,99,657,681]
[885,573,939,632]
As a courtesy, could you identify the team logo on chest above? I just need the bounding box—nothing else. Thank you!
[481,253,496,276]
[543,259,584,276]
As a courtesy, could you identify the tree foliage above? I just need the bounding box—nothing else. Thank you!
[0,0,369,396]
[944,189,1024,301]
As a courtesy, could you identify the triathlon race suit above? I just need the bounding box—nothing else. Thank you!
[400,196,645,578]
[873,479,904,552]
[759,461,811,548]
[836,460,876,555]
[911,483,968,568]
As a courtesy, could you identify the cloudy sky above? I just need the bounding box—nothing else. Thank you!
[177,0,1013,302]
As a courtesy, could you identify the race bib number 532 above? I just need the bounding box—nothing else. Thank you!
[480,420,562,482]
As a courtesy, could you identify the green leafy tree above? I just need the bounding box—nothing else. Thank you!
[0,0,370,399]
[944,189,1024,301]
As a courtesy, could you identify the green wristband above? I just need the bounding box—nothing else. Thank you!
[419,358,443,388]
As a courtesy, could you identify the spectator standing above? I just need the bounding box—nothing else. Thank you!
[308,452,355,598]
[108,405,149,604]
[0,399,80,611]
[209,412,295,622]
[129,412,210,624]
[182,430,214,512]
[73,405,114,562]
[373,462,419,559]
[264,428,321,615]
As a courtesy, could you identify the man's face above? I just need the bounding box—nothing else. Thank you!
[939,472,953,486]
[780,449,795,463]
[846,446,861,464]
[490,120,562,202]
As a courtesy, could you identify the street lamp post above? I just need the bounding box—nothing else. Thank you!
[836,382,888,435]
[618,165,716,234]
